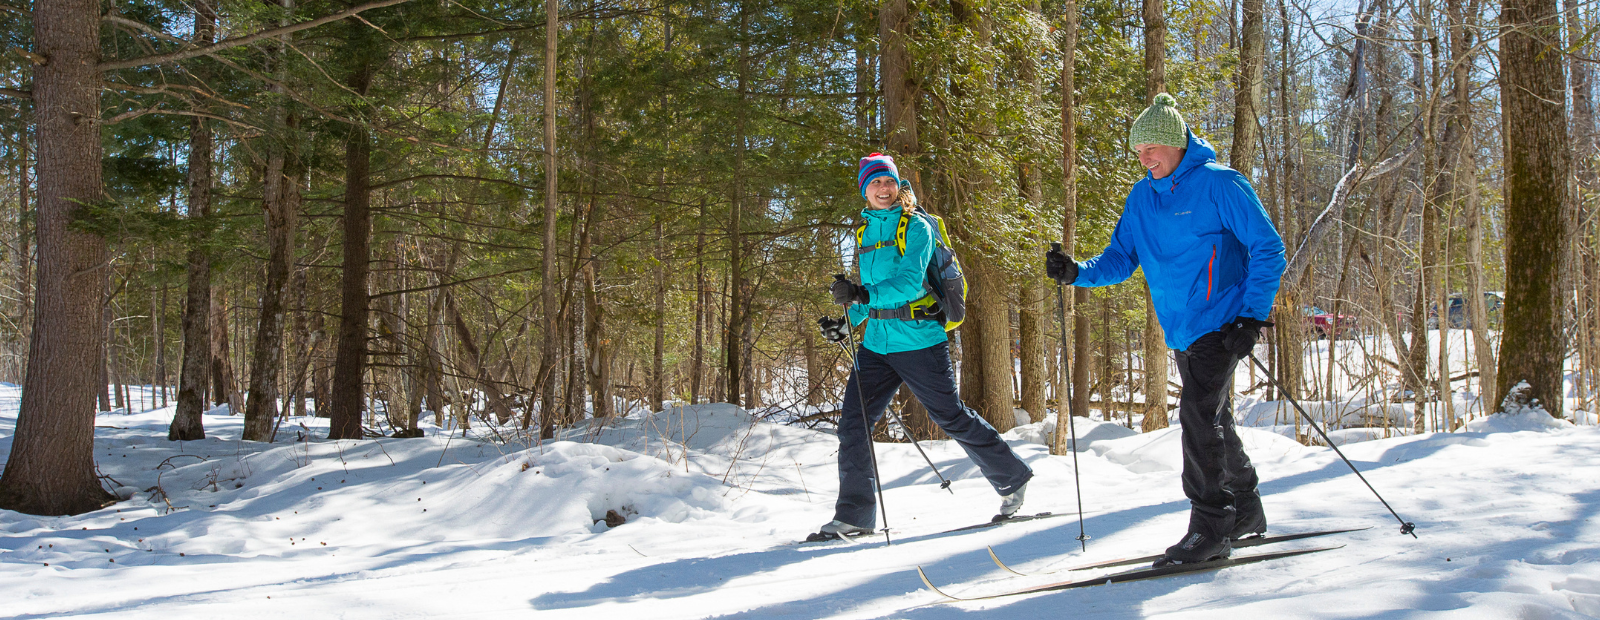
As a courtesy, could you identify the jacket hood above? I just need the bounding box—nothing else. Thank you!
[1147,130,1217,193]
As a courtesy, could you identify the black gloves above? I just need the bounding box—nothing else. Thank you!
[829,278,870,306]
[818,316,850,343]
[1045,247,1078,285]
[1221,316,1274,357]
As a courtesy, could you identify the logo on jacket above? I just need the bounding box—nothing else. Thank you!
[1173,210,1192,216]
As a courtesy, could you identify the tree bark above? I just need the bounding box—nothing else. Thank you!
[536,0,560,436]
[1017,0,1047,424]
[1230,0,1263,170]
[969,260,1015,432]
[170,0,217,441]
[880,0,919,186]
[651,217,665,411]
[690,199,706,404]
[1143,0,1167,98]
[209,288,241,412]
[328,37,378,440]
[242,127,300,441]
[1497,0,1572,417]
[725,5,749,408]
[0,0,117,514]
[1142,0,1170,432]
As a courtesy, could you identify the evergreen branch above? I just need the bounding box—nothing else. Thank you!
[368,173,539,192]
[99,0,417,71]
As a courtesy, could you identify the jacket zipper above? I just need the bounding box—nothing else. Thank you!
[1207,245,1215,301]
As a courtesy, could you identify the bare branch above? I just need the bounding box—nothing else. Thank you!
[102,106,265,132]
[1283,143,1419,282]
[0,87,29,99]
[104,15,187,45]
[99,0,417,71]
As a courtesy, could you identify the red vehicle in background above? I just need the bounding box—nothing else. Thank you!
[1303,305,1358,339]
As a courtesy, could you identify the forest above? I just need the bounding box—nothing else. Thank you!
[0,0,1590,518]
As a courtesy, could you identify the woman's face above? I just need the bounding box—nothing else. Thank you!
[865,176,899,210]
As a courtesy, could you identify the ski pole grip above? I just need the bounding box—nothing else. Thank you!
[834,273,847,282]
[1050,242,1061,252]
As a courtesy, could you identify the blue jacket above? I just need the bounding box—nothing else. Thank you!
[1074,131,1286,351]
[847,205,948,354]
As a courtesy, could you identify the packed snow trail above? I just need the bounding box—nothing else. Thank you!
[1,387,1599,618]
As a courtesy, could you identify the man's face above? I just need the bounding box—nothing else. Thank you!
[1134,143,1186,180]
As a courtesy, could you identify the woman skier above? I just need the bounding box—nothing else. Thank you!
[812,153,1034,540]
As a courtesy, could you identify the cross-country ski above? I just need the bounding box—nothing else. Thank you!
[917,545,1345,602]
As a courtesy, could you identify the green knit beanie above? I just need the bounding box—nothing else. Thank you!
[1128,93,1188,150]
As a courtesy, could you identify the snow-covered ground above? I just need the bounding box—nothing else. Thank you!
[2,369,1600,619]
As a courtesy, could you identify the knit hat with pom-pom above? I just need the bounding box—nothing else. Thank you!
[857,153,900,199]
[1128,93,1188,150]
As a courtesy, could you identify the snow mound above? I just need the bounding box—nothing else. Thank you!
[1088,424,1308,473]
[1002,415,1139,449]
[1093,426,1183,473]
[1462,409,1573,434]
[1236,397,1411,430]
[451,441,752,536]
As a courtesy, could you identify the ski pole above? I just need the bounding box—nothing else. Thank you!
[1049,243,1091,552]
[1245,352,1418,537]
[836,274,892,545]
[833,340,955,494]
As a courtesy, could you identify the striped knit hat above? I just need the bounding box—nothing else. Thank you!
[857,153,900,199]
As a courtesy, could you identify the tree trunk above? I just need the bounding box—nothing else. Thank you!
[242,128,300,441]
[1230,0,1263,170]
[969,260,1015,432]
[1143,0,1167,98]
[170,0,217,440]
[803,309,822,407]
[535,0,561,436]
[209,288,241,412]
[1142,0,1170,432]
[690,199,706,404]
[1497,0,1572,417]
[880,0,919,182]
[1020,280,1047,422]
[328,40,377,440]
[725,6,749,408]
[0,0,117,515]
[1015,0,1047,424]
[284,231,316,422]
[12,136,31,384]
[651,218,665,411]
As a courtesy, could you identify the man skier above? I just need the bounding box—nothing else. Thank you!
[812,153,1033,540]
[1045,93,1286,566]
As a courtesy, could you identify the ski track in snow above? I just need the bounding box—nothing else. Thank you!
[0,356,1598,618]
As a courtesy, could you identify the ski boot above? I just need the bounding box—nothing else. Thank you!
[1153,531,1231,567]
[806,520,873,542]
[994,481,1028,521]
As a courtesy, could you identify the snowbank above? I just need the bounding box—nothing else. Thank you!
[1462,409,1574,434]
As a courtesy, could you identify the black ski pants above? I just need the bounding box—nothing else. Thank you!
[1174,331,1262,540]
[834,341,1034,529]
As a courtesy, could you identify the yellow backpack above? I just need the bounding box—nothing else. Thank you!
[854,208,968,331]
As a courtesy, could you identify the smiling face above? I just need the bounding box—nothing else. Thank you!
[1133,143,1186,180]
[864,175,900,210]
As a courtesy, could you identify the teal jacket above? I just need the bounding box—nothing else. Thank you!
[847,205,948,354]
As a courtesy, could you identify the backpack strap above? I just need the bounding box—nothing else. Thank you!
[856,212,913,256]
[867,296,943,322]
